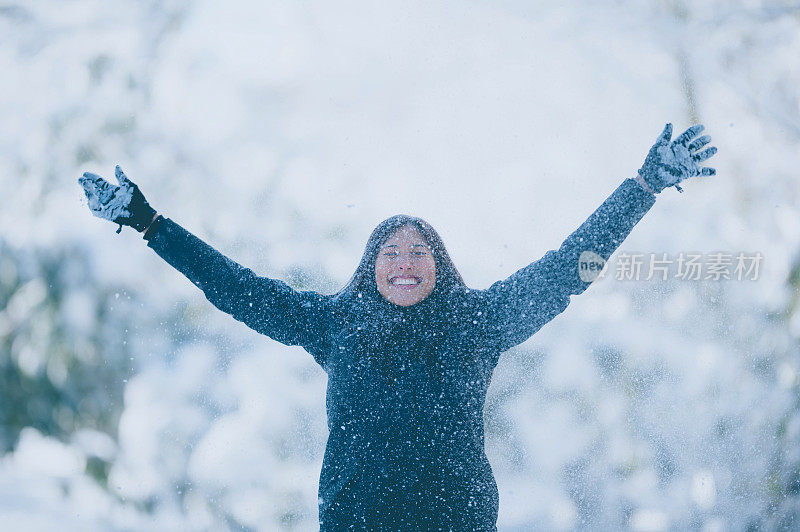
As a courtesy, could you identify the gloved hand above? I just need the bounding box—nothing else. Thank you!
[78,165,156,233]
[638,123,717,193]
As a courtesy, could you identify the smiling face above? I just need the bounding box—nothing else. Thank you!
[374,224,437,307]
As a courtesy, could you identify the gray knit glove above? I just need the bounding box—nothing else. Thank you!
[638,123,717,193]
[78,166,156,233]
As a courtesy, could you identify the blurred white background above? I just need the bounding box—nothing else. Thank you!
[1,0,799,529]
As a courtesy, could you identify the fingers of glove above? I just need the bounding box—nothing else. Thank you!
[656,123,673,145]
[80,172,106,186]
[79,173,105,198]
[81,172,117,195]
[700,167,716,176]
[114,165,133,188]
[674,124,705,147]
[687,135,712,152]
[79,179,109,213]
[80,172,120,205]
[692,146,718,163]
[79,178,98,204]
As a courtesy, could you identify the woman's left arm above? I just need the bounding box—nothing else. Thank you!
[478,177,655,352]
[478,123,717,353]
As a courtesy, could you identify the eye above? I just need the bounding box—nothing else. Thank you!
[412,251,426,256]
[383,251,398,257]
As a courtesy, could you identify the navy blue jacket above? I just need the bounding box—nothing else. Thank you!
[146,178,655,530]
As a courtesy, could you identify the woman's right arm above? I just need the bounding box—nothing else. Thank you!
[144,217,329,368]
[79,167,329,368]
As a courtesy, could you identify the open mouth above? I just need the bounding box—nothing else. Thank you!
[389,276,421,287]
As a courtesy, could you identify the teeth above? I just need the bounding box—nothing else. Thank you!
[391,278,419,285]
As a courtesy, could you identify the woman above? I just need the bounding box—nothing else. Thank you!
[79,123,716,530]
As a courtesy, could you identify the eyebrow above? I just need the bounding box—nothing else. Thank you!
[381,243,429,249]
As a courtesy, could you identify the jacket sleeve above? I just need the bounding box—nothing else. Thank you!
[478,178,657,353]
[146,218,329,368]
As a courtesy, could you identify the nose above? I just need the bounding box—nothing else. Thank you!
[395,252,414,270]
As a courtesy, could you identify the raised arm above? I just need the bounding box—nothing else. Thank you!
[478,123,717,353]
[477,177,654,353]
[79,167,329,369]
[145,218,329,367]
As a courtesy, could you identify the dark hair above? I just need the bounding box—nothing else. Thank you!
[333,214,466,302]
